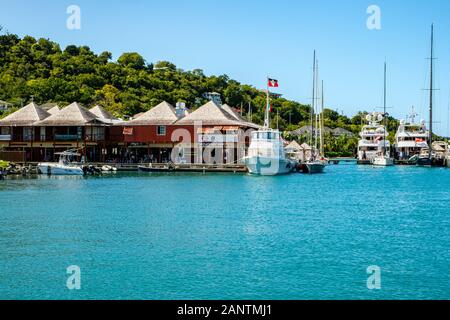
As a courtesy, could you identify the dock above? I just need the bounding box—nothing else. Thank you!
[7,162,248,174]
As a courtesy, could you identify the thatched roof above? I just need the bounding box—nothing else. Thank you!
[0,102,50,126]
[176,101,258,128]
[36,102,100,126]
[123,101,178,126]
[89,105,117,121]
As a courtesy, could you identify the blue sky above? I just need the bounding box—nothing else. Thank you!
[1,0,450,135]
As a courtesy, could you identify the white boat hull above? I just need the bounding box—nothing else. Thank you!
[37,163,84,175]
[305,161,326,174]
[371,156,394,166]
[244,156,295,176]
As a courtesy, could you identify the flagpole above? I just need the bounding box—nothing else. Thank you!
[265,76,270,128]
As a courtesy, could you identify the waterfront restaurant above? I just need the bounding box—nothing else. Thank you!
[120,101,184,163]
[0,100,259,164]
[174,101,259,164]
[0,102,122,162]
[0,102,51,162]
[34,102,122,162]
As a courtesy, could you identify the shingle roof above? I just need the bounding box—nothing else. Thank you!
[47,106,60,115]
[89,105,117,120]
[36,102,100,126]
[0,102,50,126]
[286,140,303,151]
[123,101,178,125]
[176,101,259,128]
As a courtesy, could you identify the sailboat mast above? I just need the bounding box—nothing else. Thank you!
[315,59,319,153]
[384,60,387,152]
[429,24,434,154]
[311,51,316,148]
[320,80,324,156]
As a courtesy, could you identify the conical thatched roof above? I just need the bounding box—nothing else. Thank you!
[36,102,100,126]
[124,101,178,125]
[89,105,117,120]
[176,101,257,128]
[0,102,50,126]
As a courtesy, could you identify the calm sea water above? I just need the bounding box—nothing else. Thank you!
[0,164,449,300]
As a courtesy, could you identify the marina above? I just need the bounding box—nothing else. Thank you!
[1,164,449,300]
[1,1,450,304]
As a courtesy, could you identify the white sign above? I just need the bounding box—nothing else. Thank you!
[198,134,237,143]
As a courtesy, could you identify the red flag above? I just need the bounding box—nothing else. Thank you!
[268,78,279,88]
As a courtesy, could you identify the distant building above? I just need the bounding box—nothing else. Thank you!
[289,125,354,138]
[203,92,222,106]
[258,89,283,99]
[0,100,13,111]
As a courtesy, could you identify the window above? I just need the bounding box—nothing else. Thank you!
[1,127,10,135]
[157,126,166,136]
[40,127,46,141]
[23,127,33,141]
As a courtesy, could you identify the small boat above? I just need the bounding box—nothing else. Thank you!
[417,147,432,166]
[37,150,84,175]
[138,163,175,172]
[304,160,325,174]
[372,154,394,166]
[101,165,117,172]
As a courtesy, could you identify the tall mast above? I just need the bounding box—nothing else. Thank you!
[314,59,319,153]
[320,80,324,156]
[429,24,434,154]
[384,60,387,153]
[310,50,316,148]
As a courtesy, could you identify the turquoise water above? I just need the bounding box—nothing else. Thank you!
[0,165,449,300]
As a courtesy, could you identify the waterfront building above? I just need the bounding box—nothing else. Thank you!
[175,101,259,164]
[0,100,260,165]
[0,102,121,162]
[120,101,183,163]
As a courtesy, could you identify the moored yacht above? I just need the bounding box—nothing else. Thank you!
[357,112,390,164]
[37,150,84,175]
[244,129,296,175]
[394,110,429,164]
[243,78,296,176]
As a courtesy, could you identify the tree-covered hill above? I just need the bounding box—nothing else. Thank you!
[0,30,350,128]
[2,29,422,156]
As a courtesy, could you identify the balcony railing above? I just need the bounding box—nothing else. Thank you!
[0,134,12,141]
[54,134,80,141]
